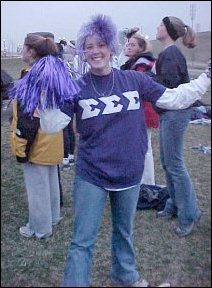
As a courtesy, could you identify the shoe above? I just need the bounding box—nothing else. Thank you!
[19,225,35,238]
[68,154,75,166]
[130,279,149,287]
[69,158,75,166]
[35,231,52,239]
[111,278,149,287]
[157,283,170,287]
[157,210,175,220]
[19,223,52,239]
[175,211,202,237]
[175,222,194,237]
[52,216,63,226]
[60,158,71,171]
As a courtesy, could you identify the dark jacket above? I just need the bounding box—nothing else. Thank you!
[121,52,159,128]
[120,52,155,74]
[154,45,190,88]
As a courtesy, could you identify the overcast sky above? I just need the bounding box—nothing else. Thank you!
[1,1,211,51]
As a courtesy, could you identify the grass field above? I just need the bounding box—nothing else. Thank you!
[1,58,211,287]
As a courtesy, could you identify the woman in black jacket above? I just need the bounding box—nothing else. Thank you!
[155,16,202,237]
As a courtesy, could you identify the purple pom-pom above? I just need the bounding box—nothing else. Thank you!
[9,55,83,116]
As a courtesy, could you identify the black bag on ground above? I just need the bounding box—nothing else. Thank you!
[137,184,170,211]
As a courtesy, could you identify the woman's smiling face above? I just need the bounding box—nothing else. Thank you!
[84,34,112,75]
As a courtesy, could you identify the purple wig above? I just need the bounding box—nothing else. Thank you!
[76,14,119,55]
[9,55,83,116]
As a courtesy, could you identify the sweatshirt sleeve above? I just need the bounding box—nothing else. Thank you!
[156,73,211,110]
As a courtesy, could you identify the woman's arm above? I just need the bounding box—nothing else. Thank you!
[156,72,211,110]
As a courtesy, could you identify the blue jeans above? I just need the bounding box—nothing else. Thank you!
[62,175,140,287]
[159,110,201,225]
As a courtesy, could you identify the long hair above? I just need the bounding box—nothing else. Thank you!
[168,16,196,48]
[130,33,153,53]
[24,35,59,58]
[9,35,82,116]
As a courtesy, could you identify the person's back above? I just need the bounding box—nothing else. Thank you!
[155,16,202,238]
[9,32,80,239]
[156,44,189,89]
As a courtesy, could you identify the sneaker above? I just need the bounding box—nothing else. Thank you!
[157,210,176,220]
[111,278,149,287]
[130,279,149,287]
[19,225,35,238]
[175,222,194,237]
[60,158,71,171]
[175,211,202,238]
[19,223,52,239]
[35,231,52,239]
[157,283,171,287]
[68,154,75,166]
[52,216,63,226]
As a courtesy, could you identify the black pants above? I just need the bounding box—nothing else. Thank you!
[57,165,63,207]
[63,120,75,158]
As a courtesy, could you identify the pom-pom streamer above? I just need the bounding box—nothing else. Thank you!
[9,55,83,116]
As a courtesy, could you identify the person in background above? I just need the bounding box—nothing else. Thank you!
[10,32,81,239]
[61,116,76,170]
[121,32,158,185]
[118,41,130,68]
[56,39,76,170]
[56,39,67,59]
[1,69,14,105]
[51,37,67,204]
[65,39,90,78]
[38,14,210,287]
[154,16,203,237]
[118,27,140,68]
[65,40,78,79]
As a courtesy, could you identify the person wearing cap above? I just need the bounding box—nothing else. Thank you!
[38,14,210,287]
[10,32,81,239]
[54,39,77,171]
[154,16,203,237]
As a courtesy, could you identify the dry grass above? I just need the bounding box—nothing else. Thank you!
[1,59,211,287]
